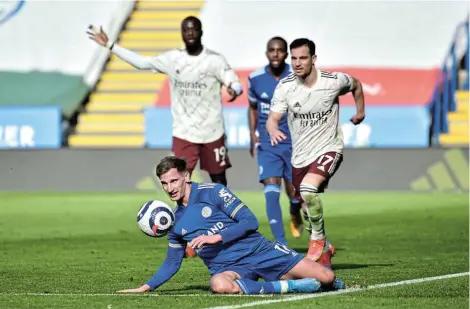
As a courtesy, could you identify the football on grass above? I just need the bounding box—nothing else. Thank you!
[137,200,175,237]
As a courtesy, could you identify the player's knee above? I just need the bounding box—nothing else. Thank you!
[263,177,281,185]
[210,276,240,294]
[318,267,335,286]
[210,172,227,186]
[299,183,319,205]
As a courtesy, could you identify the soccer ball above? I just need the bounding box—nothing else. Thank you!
[137,200,175,237]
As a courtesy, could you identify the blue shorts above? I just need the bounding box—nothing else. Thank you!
[213,238,304,282]
[257,144,293,183]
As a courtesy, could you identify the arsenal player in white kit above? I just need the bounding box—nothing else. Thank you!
[87,16,242,187]
[267,38,365,268]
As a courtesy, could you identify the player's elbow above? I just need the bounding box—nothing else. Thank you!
[134,57,154,70]
[245,216,259,232]
[164,250,184,268]
[166,259,183,269]
[352,77,363,93]
[132,63,149,70]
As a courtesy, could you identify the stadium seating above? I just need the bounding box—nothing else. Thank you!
[439,90,469,145]
[68,1,205,148]
[431,18,469,146]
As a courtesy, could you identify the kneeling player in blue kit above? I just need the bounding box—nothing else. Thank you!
[117,156,344,294]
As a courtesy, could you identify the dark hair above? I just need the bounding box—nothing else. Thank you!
[156,156,187,178]
[267,36,288,52]
[289,38,316,56]
[181,16,202,30]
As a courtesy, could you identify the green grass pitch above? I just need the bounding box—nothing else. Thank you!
[0,191,468,309]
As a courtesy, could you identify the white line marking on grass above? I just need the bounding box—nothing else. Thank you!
[204,272,470,309]
[0,293,273,298]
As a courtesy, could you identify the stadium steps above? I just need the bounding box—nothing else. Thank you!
[68,1,205,148]
[439,91,469,145]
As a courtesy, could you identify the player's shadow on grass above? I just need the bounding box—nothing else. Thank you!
[292,247,346,254]
[161,285,210,292]
[332,263,394,270]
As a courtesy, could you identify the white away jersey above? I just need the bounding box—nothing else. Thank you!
[270,70,354,168]
[149,47,240,143]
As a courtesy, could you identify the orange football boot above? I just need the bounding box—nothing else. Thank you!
[318,243,336,269]
[307,238,326,261]
[289,212,303,238]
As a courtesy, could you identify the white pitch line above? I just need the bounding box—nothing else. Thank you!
[204,272,470,309]
[0,293,274,298]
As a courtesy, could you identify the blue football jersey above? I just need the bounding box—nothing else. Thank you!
[248,65,292,146]
[168,182,265,274]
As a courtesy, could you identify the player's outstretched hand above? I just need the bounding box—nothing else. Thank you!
[269,129,287,146]
[117,284,150,293]
[189,234,222,249]
[86,25,109,47]
[350,112,365,125]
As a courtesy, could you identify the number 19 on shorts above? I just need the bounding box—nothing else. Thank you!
[213,146,227,166]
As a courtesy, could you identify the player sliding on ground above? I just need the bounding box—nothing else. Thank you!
[117,156,345,294]
[267,38,366,267]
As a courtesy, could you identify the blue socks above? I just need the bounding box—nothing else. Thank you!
[235,278,323,294]
[264,184,286,245]
[236,279,277,294]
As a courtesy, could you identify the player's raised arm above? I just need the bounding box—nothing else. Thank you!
[215,55,243,102]
[87,25,169,73]
[247,78,259,157]
[117,233,185,293]
[337,72,366,125]
[266,83,288,145]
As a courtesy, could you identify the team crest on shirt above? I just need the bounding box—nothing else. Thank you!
[201,206,212,218]
[218,188,236,207]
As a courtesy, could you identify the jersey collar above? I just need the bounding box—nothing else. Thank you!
[176,182,199,209]
[264,63,291,79]
[187,182,199,206]
[299,69,323,90]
